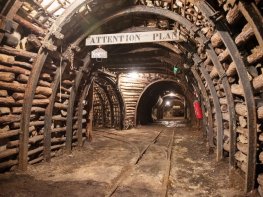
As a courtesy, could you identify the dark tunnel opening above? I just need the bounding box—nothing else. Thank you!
[136,80,189,125]
[157,93,185,120]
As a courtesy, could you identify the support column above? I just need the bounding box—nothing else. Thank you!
[86,81,94,141]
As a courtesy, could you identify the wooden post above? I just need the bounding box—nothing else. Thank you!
[43,62,67,162]
[86,81,94,142]
[76,78,93,147]
[13,14,46,36]
[65,55,90,152]
[5,0,23,19]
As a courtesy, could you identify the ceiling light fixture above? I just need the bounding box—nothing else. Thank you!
[165,100,170,106]
[128,71,139,79]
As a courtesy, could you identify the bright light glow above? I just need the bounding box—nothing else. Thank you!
[128,72,139,79]
[165,101,170,106]
[173,105,181,109]
[167,92,177,97]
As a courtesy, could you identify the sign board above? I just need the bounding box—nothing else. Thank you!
[91,48,108,58]
[86,30,179,46]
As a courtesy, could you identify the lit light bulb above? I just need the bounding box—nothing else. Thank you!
[128,72,139,79]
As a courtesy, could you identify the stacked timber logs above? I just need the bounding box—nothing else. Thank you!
[50,75,75,155]
[144,0,213,38]
[0,0,77,170]
[211,1,263,193]
[0,45,53,170]
[201,64,218,146]
[19,1,70,30]
[120,73,151,128]
[23,70,76,164]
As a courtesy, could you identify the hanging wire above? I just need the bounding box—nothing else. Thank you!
[70,49,74,70]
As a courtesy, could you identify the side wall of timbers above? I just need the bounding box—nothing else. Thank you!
[0,0,262,194]
[0,0,92,170]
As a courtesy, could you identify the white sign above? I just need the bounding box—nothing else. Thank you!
[91,48,107,58]
[86,30,179,46]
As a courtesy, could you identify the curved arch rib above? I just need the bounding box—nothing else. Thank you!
[43,61,67,161]
[191,68,214,148]
[65,55,91,152]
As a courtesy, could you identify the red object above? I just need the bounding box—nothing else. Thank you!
[193,100,203,119]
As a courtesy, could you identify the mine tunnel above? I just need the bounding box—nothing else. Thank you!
[136,80,188,125]
[0,0,262,196]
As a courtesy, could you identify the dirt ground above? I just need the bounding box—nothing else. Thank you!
[0,125,248,197]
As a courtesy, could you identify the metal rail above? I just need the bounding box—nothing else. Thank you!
[103,128,173,197]
[161,129,175,197]
[198,62,223,161]
[206,46,236,167]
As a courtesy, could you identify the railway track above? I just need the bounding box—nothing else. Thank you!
[95,128,175,197]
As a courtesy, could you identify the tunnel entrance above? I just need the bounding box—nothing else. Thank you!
[136,80,188,126]
[153,92,185,121]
